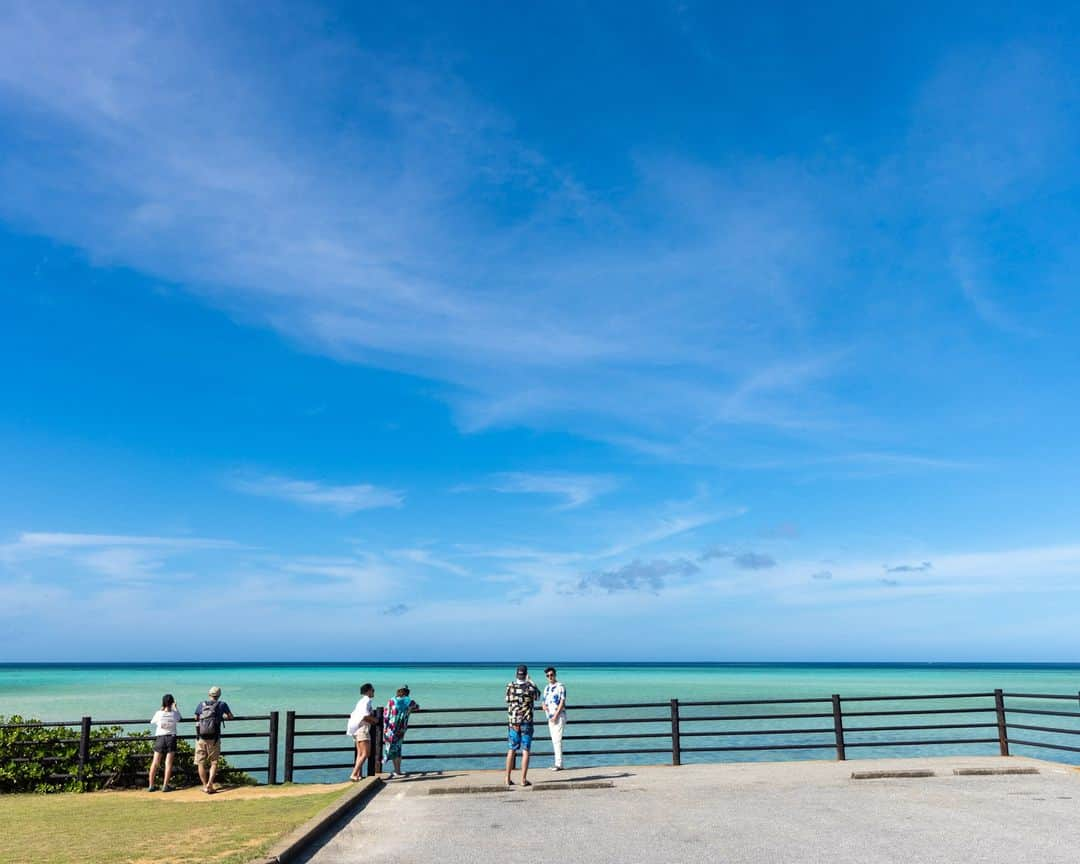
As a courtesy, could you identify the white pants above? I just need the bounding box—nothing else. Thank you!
[548,715,565,768]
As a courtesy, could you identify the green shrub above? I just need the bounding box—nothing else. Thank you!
[0,716,255,793]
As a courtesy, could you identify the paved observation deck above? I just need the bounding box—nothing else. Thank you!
[300,756,1080,864]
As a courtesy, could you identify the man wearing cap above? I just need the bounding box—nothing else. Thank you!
[504,664,540,787]
[193,686,234,794]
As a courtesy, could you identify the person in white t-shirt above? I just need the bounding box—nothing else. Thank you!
[347,683,376,781]
[542,667,567,771]
[148,693,181,792]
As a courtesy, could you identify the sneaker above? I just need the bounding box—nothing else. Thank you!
[147,785,157,792]
[386,773,397,780]
[550,766,563,771]
[161,785,173,793]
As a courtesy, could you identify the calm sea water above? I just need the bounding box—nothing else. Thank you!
[3,663,1079,780]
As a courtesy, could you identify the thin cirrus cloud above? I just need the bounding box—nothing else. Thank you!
[229,473,404,514]
[0,5,1070,461]
[0,531,241,584]
[885,561,933,574]
[0,1,890,449]
[483,472,618,510]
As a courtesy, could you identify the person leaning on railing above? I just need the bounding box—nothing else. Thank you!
[382,686,420,780]
[346,683,376,781]
[147,693,181,792]
[193,686,234,794]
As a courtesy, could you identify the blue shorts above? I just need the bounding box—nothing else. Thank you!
[507,722,534,752]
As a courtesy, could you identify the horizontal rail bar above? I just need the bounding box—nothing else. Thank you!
[0,722,82,729]
[91,715,269,725]
[679,697,833,707]
[680,712,834,722]
[840,692,995,702]
[842,707,993,718]
[1003,707,1080,719]
[844,723,998,733]
[844,737,998,748]
[679,727,835,738]
[1009,738,1080,754]
[1006,723,1080,737]
[682,743,835,753]
[1004,693,1080,701]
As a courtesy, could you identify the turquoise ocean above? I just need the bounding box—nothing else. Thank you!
[3,663,1079,781]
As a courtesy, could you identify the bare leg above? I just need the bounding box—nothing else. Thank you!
[207,759,218,791]
[163,752,174,788]
[505,749,516,784]
[393,756,402,775]
[350,739,368,780]
[521,749,531,785]
[149,751,162,788]
[197,760,209,789]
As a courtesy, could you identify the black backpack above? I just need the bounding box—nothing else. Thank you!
[198,701,222,738]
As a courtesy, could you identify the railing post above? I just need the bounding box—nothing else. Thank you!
[78,716,92,789]
[373,706,385,775]
[283,711,295,783]
[670,698,681,766]
[994,689,1010,757]
[831,695,846,761]
[267,711,279,785]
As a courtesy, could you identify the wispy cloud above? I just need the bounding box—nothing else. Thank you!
[0,2,856,453]
[574,557,700,594]
[0,531,239,584]
[481,472,618,509]
[699,547,777,570]
[229,473,403,514]
[5,532,235,551]
[733,552,777,571]
[885,561,932,574]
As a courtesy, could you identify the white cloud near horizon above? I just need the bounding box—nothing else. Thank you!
[228,473,404,514]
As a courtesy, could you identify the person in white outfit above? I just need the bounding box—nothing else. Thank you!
[148,693,181,792]
[347,683,376,781]
[542,667,566,770]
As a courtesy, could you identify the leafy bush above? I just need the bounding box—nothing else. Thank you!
[0,716,255,793]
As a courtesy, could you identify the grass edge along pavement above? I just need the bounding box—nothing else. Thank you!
[253,776,383,864]
[0,780,380,864]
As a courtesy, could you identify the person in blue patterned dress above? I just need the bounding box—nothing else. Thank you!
[382,686,420,779]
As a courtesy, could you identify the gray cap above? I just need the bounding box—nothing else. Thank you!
[208,686,222,698]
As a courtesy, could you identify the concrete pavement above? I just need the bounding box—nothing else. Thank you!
[300,756,1080,863]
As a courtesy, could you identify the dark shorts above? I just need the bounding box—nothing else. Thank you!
[153,734,177,754]
[508,722,534,752]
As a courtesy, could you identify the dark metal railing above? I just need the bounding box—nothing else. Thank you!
[8,689,1080,788]
[1,714,278,786]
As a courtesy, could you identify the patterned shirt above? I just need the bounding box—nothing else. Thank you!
[505,679,540,725]
[543,681,566,720]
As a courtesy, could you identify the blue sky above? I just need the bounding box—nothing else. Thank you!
[2,1,1080,662]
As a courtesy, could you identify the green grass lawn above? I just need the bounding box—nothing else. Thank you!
[0,785,353,864]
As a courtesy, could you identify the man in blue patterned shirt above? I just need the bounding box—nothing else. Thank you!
[504,664,540,786]
[542,666,567,770]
